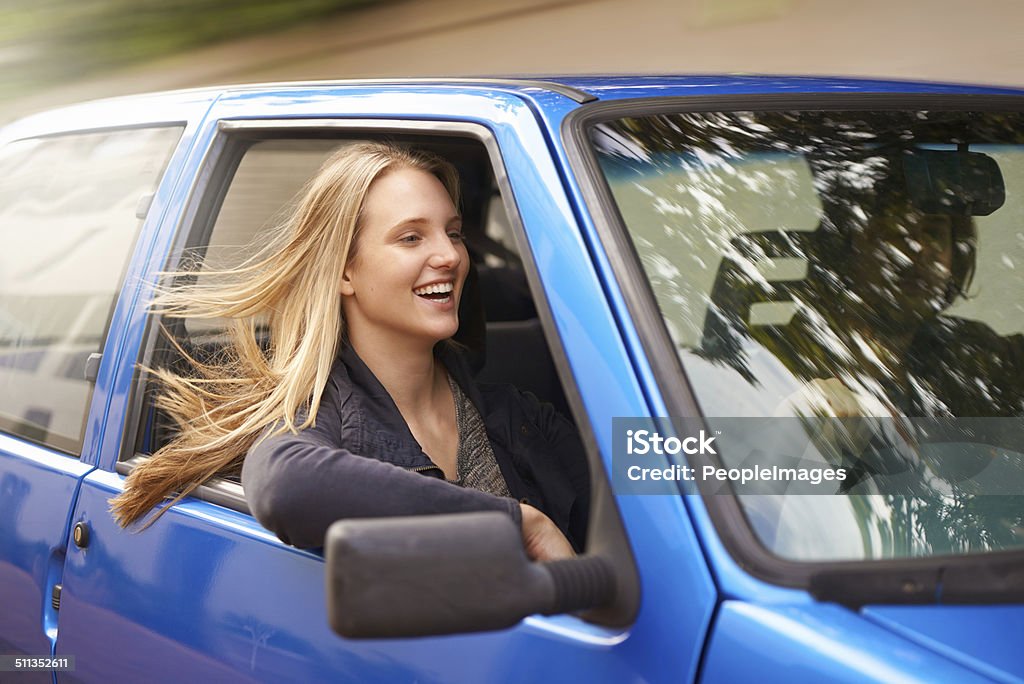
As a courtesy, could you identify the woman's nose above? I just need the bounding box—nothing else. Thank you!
[428,234,462,269]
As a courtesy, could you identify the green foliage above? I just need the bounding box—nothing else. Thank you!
[0,0,375,98]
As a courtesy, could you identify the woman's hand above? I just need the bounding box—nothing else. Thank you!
[519,502,575,561]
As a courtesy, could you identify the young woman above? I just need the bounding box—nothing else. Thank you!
[110,142,589,561]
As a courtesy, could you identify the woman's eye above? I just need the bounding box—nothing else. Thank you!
[448,231,465,241]
[399,234,421,244]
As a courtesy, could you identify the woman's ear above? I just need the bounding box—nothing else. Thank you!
[339,270,355,297]
[340,242,359,296]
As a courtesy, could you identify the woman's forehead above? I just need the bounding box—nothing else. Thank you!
[362,168,457,225]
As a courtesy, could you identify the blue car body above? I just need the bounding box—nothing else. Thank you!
[0,76,1021,683]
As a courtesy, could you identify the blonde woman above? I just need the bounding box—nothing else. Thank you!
[110,142,588,561]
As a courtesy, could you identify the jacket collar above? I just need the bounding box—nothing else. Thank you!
[336,341,488,467]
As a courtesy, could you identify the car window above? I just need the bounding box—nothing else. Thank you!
[591,109,1024,562]
[140,133,569,463]
[0,126,182,454]
[185,139,528,334]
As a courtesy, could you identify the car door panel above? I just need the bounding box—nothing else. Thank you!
[0,436,92,681]
[54,470,648,683]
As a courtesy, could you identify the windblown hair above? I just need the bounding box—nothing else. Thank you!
[110,141,461,528]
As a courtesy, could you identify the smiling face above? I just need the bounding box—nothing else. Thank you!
[340,166,468,352]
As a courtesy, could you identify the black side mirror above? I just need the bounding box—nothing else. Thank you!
[324,511,617,639]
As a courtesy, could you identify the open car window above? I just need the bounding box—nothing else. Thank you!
[133,132,575,489]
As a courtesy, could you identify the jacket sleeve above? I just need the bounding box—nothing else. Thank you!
[242,402,522,549]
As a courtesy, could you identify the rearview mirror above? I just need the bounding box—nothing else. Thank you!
[324,511,616,639]
[900,148,1005,216]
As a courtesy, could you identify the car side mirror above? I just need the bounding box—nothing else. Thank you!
[324,511,617,639]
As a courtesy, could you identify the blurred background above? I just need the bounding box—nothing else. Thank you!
[3,0,1024,124]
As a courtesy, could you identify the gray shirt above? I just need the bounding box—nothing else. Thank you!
[447,375,512,498]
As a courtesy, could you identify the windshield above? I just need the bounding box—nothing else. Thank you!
[591,109,1024,562]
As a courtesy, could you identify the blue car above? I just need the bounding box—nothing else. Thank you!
[1,76,1022,683]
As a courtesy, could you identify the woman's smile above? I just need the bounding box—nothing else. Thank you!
[413,279,455,304]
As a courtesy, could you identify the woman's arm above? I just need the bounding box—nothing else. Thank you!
[243,427,522,549]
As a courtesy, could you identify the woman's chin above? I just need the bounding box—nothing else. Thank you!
[418,321,460,345]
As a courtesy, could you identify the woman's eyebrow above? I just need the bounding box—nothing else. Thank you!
[387,215,462,233]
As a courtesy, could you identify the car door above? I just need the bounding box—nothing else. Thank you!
[50,85,718,683]
[0,118,187,682]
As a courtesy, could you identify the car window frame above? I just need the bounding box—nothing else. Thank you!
[562,92,1024,606]
[115,116,640,626]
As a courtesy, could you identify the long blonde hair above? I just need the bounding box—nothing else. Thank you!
[110,141,461,528]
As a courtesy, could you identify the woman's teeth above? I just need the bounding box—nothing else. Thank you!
[414,282,453,300]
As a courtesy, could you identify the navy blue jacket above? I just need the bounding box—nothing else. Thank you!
[242,343,590,550]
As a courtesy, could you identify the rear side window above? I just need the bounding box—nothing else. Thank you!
[0,125,182,454]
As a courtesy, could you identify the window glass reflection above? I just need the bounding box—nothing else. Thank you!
[592,110,1024,561]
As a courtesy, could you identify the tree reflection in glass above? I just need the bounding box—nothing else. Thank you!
[593,110,1024,560]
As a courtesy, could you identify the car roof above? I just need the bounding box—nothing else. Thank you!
[544,74,1024,99]
[5,74,1023,140]
[26,73,1024,108]
[198,73,1024,101]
